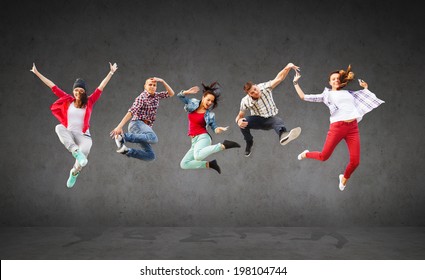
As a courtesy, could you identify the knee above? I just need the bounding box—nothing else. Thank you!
[55,124,65,133]
[148,133,158,144]
[180,160,189,169]
[319,153,331,161]
[146,152,156,161]
[351,158,360,168]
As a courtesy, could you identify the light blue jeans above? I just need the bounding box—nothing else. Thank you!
[180,133,223,170]
[124,120,158,161]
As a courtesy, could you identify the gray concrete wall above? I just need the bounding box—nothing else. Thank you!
[1,0,424,227]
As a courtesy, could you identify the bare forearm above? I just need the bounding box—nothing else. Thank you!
[293,83,305,100]
[161,80,175,97]
[98,71,114,91]
[34,70,55,88]
[235,111,245,123]
[117,112,133,128]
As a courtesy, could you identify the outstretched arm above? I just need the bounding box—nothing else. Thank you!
[98,62,118,91]
[110,111,132,138]
[292,71,306,100]
[270,62,300,89]
[154,77,175,97]
[30,63,55,88]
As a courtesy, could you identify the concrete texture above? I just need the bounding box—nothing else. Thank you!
[1,227,425,259]
[0,0,424,228]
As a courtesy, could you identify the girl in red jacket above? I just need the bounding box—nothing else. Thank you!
[31,62,118,188]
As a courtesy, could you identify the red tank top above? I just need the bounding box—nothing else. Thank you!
[188,112,207,136]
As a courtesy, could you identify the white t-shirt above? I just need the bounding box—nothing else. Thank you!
[67,102,88,134]
[328,90,362,123]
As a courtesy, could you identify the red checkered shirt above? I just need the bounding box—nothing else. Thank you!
[128,90,170,126]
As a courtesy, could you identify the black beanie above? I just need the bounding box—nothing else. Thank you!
[73,78,86,91]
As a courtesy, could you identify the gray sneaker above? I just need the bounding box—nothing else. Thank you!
[280,127,301,145]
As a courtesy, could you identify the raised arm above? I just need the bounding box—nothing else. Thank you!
[177,86,200,104]
[292,71,306,100]
[30,63,55,88]
[98,62,118,91]
[154,77,175,97]
[270,62,300,89]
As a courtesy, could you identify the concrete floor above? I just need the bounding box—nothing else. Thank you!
[1,227,424,259]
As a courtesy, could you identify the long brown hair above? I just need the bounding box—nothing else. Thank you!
[330,64,355,89]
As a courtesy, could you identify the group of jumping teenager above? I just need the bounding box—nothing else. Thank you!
[31,62,384,191]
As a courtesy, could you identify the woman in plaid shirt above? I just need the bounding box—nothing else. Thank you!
[177,82,240,174]
[293,65,384,191]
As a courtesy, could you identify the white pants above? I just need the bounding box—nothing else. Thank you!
[55,124,92,172]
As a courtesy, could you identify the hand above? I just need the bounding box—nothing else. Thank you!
[238,118,248,128]
[286,63,300,72]
[215,126,229,134]
[30,63,38,74]
[184,86,200,95]
[152,77,164,83]
[293,71,301,83]
[358,79,368,89]
[109,62,118,74]
[109,127,123,138]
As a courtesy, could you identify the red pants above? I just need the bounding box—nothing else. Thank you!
[306,120,360,179]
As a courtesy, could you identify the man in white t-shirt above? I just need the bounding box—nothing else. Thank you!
[235,63,302,157]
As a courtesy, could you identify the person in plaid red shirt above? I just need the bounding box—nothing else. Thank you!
[110,77,175,161]
[293,65,384,191]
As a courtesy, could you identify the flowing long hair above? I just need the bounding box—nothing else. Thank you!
[330,65,355,89]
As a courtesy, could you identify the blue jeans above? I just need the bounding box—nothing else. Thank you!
[124,120,158,161]
[240,115,287,142]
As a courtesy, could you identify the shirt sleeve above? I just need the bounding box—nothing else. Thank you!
[128,94,142,115]
[240,96,248,111]
[157,91,169,99]
[260,80,273,91]
[89,88,103,104]
[51,85,68,98]
[304,93,324,103]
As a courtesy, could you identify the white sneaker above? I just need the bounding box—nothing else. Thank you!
[297,149,309,160]
[339,174,346,191]
[117,144,129,154]
[280,127,302,145]
[115,134,124,148]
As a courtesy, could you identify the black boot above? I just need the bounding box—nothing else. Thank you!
[222,140,241,149]
[209,159,221,174]
[245,140,253,157]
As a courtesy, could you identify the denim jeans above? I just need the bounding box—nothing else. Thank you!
[124,120,158,161]
[240,115,287,142]
[180,133,223,170]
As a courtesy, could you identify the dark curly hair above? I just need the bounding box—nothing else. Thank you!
[329,64,355,89]
[201,81,221,109]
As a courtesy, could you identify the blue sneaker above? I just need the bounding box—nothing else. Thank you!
[66,169,79,188]
[72,150,88,167]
